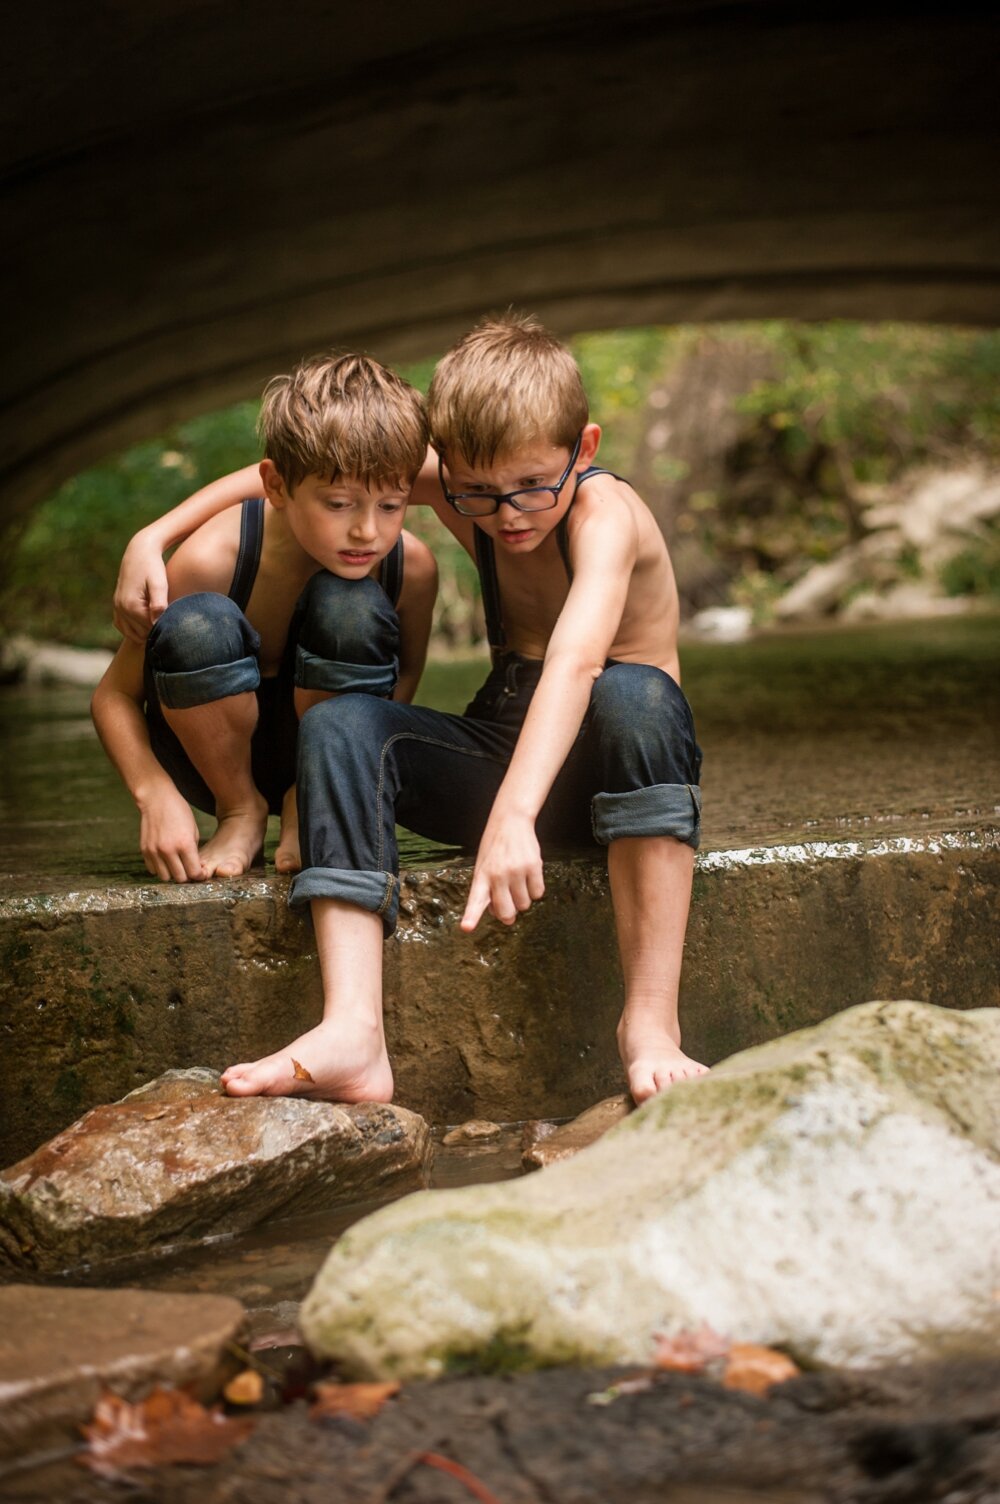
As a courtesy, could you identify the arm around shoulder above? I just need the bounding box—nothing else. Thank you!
[114,463,262,644]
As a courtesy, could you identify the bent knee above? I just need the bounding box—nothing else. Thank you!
[148,593,256,672]
[591,663,692,731]
[297,572,399,664]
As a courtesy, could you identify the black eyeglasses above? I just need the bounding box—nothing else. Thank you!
[438,433,583,517]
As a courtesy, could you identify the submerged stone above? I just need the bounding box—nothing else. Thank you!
[300,1002,1000,1379]
[0,1284,244,1459]
[442,1119,502,1145]
[522,1094,633,1169]
[0,1067,431,1273]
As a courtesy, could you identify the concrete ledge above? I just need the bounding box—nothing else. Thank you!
[1,832,997,1165]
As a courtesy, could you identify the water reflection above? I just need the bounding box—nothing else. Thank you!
[1,617,997,898]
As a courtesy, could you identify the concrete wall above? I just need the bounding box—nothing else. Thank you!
[2,836,996,1165]
[3,3,998,523]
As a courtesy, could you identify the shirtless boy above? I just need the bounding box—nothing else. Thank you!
[116,315,705,1104]
[93,353,436,883]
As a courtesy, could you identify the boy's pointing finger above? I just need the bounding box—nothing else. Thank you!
[460,873,491,933]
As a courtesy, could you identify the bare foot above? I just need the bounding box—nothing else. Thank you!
[274,785,301,874]
[618,1014,709,1104]
[221,1018,394,1102]
[199,796,269,878]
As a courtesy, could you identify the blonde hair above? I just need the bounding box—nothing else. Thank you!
[427,312,588,464]
[259,353,428,491]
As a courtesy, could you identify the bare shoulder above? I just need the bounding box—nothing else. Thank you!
[166,507,243,599]
[401,527,437,585]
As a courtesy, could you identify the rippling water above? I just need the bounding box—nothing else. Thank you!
[1,615,997,897]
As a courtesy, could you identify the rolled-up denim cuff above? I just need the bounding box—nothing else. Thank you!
[152,655,260,710]
[591,782,702,850]
[288,865,400,936]
[295,646,398,696]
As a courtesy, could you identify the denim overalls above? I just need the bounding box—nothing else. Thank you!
[143,497,403,814]
[290,470,702,934]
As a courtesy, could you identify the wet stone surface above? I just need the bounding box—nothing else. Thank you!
[0,1285,245,1461]
[0,1068,431,1274]
[522,1094,633,1169]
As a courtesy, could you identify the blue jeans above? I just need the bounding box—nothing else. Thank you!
[144,573,400,814]
[290,653,702,935]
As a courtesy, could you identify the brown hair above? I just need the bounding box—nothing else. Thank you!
[427,312,588,465]
[259,352,428,491]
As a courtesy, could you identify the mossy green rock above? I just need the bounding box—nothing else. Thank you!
[300,1001,1000,1378]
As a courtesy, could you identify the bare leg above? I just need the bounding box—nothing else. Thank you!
[221,899,393,1101]
[162,692,268,878]
[609,835,708,1103]
[274,784,301,873]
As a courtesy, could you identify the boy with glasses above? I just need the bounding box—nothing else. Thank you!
[116,314,705,1105]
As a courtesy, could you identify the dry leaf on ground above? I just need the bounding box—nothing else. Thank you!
[723,1343,801,1395]
[310,1380,400,1421]
[79,1386,254,1477]
[652,1324,732,1373]
[223,1369,265,1406]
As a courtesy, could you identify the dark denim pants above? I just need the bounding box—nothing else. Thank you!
[144,573,400,814]
[290,653,702,934]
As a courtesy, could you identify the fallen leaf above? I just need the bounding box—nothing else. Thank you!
[291,1058,314,1083]
[723,1343,800,1396]
[652,1324,731,1373]
[223,1369,265,1406]
[310,1380,400,1421]
[79,1386,254,1478]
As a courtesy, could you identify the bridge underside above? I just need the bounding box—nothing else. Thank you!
[3,3,998,522]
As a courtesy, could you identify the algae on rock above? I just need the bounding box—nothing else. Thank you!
[300,1001,1000,1379]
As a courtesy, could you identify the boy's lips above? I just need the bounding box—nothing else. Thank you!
[498,528,534,545]
[338,549,377,563]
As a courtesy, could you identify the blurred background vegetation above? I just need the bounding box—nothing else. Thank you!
[2,321,998,651]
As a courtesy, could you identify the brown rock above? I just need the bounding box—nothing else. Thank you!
[0,1068,431,1273]
[441,1119,502,1145]
[0,1284,245,1460]
[522,1095,633,1170]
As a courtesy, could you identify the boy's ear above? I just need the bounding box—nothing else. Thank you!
[577,423,602,469]
[259,459,291,509]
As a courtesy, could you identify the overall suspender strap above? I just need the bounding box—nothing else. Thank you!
[228,497,265,611]
[474,527,507,651]
[378,536,405,607]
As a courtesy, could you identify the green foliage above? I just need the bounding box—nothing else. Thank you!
[3,324,999,647]
[939,526,1000,599]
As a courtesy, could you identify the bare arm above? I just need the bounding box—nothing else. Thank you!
[461,507,637,930]
[394,531,438,703]
[113,463,262,643]
[91,643,206,881]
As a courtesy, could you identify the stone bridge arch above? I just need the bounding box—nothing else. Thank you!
[3,2,997,528]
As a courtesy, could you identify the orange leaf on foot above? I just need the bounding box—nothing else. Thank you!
[291,1058,314,1082]
[310,1380,400,1421]
[652,1324,731,1373]
[723,1343,800,1395]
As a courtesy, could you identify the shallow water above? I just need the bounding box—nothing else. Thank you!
[1,615,997,898]
[55,1126,529,1340]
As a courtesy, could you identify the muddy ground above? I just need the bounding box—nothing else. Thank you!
[4,1357,998,1503]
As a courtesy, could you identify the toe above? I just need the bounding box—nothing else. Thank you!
[628,1063,658,1104]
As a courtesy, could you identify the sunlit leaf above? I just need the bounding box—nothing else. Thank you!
[723,1343,800,1395]
[291,1058,314,1083]
[223,1369,265,1406]
[652,1324,731,1373]
[309,1380,400,1421]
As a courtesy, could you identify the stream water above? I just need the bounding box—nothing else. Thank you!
[1,615,997,898]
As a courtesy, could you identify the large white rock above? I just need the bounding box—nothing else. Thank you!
[300,1002,1000,1379]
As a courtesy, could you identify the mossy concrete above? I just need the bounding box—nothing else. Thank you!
[0,834,996,1164]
